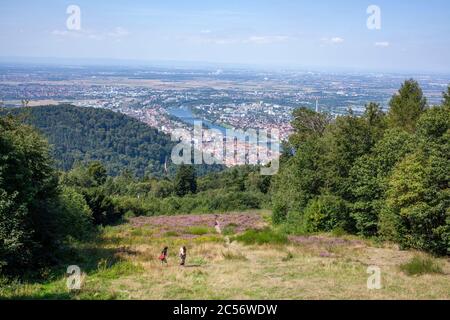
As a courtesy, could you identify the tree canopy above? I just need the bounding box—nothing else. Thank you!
[272,80,449,255]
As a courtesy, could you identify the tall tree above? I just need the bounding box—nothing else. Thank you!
[0,116,61,272]
[443,85,450,107]
[174,164,197,197]
[289,107,332,150]
[388,79,427,132]
[88,161,107,186]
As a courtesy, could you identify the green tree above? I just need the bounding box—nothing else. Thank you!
[349,129,414,236]
[150,179,174,198]
[443,85,450,107]
[321,112,375,199]
[0,190,28,272]
[380,106,449,254]
[82,188,122,225]
[0,115,89,273]
[88,161,107,186]
[56,187,94,240]
[174,164,197,197]
[388,79,427,132]
[381,150,449,254]
[289,107,332,150]
[416,105,450,143]
[271,137,324,224]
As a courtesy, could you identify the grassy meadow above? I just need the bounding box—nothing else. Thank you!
[1,211,449,300]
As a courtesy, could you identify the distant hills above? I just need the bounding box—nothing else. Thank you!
[2,105,174,177]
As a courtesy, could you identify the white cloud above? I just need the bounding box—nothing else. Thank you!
[331,37,344,44]
[51,27,130,40]
[246,35,289,44]
[107,27,130,38]
[321,37,345,45]
[182,33,290,45]
[375,41,390,47]
[51,30,70,36]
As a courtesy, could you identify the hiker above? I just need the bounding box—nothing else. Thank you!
[159,246,168,265]
[179,246,187,266]
[214,215,221,234]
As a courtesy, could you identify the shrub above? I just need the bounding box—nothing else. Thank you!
[222,224,238,236]
[56,187,94,240]
[164,231,179,237]
[110,189,264,217]
[83,188,123,226]
[282,252,294,262]
[234,228,288,245]
[111,196,147,217]
[303,195,352,233]
[124,211,135,219]
[400,255,444,276]
[272,201,288,225]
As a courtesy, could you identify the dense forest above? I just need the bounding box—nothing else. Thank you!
[0,80,449,277]
[1,105,175,177]
[272,80,450,255]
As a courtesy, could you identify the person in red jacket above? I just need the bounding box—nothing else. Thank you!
[159,247,168,265]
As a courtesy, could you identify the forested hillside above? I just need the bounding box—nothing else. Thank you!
[1,105,174,177]
[272,81,450,255]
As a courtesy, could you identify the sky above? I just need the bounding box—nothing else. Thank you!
[1,0,450,73]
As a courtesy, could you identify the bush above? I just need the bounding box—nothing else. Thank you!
[272,201,289,225]
[110,189,264,216]
[164,231,179,237]
[303,195,352,233]
[400,255,443,276]
[222,224,238,236]
[234,228,288,245]
[282,252,294,262]
[83,188,123,226]
[56,187,94,240]
[111,196,148,217]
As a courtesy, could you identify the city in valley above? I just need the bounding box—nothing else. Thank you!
[1,63,449,167]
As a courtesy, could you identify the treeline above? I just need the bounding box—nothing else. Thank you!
[272,80,449,255]
[62,163,270,218]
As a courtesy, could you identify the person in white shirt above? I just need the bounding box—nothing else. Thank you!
[179,246,187,266]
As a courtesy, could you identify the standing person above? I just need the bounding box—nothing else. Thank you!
[159,247,168,265]
[214,215,221,234]
[179,246,187,266]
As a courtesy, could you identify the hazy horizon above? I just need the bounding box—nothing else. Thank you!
[2,56,450,77]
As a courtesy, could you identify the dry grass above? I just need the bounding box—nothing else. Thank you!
[1,212,449,300]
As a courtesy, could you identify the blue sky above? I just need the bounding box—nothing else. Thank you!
[1,0,450,72]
